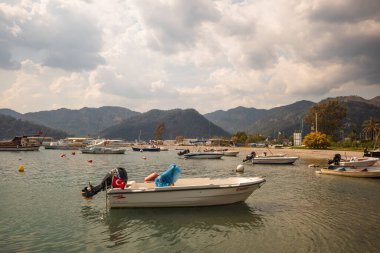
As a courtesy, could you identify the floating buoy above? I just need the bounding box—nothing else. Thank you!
[87,160,93,163]
[18,165,25,172]
[60,154,66,158]
[71,152,76,155]
[142,156,147,160]
[308,164,319,168]
[236,164,244,173]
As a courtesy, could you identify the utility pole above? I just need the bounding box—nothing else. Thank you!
[315,113,318,133]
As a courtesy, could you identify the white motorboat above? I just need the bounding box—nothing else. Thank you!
[107,177,266,208]
[222,150,239,156]
[243,151,298,164]
[183,151,224,159]
[328,153,379,167]
[81,146,126,154]
[339,157,379,167]
[317,166,380,178]
[251,156,299,164]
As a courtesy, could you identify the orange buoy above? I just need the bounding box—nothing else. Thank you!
[87,160,93,163]
[144,172,159,182]
[71,152,76,155]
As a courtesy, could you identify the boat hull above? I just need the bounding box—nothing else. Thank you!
[183,152,224,159]
[81,149,125,154]
[339,157,378,167]
[0,146,39,151]
[107,177,265,208]
[318,167,380,178]
[223,151,239,156]
[251,156,298,164]
[132,147,160,152]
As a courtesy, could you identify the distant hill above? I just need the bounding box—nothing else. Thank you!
[21,106,140,136]
[204,106,267,133]
[205,100,315,136]
[0,109,22,118]
[321,96,380,134]
[101,108,230,140]
[0,114,67,140]
[205,96,380,137]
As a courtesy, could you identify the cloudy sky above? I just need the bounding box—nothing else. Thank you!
[0,0,379,114]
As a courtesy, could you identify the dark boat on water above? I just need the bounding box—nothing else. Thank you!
[0,136,40,151]
[132,146,160,152]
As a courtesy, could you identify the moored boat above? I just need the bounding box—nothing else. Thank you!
[0,136,40,151]
[243,151,298,164]
[328,153,379,167]
[222,150,239,156]
[317,166,380,178]
[183,151,224,159]
[81,146,126,154]
[132,146,160,152]
[108,177,266,208]
[82,164,266,208]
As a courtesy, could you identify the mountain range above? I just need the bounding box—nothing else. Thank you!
[0,95,379,140]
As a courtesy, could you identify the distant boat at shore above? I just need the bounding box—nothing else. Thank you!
[0,136,40,151]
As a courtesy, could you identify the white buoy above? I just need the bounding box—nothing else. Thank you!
[236,164,244,173]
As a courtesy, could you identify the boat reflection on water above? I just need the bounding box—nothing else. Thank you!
[81,203,263,250]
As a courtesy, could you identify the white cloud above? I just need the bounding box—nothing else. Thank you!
[0,0,379,114]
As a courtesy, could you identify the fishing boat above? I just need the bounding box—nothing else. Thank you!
[328,154,379,167]
[0,136,40,151]
[81,146,126,154]
[82,164,266,208]
[316,166,380,178]
[177,149,223,159]
[243,151,298,164]
[251,156,298,164]
[222,150,240,157]
[107,176,266,208]
[339,157,379,167]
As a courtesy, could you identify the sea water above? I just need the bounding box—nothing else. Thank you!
[1,149,380,252]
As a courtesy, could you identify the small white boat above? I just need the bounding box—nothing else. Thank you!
[81,146,126,154]
[339,157,379,167]
[222,150,239,156]
[183,151,224,159]
[251,156,298,164]
[243,151,298,164]
[317,166,380,178]
[107,177,266,208]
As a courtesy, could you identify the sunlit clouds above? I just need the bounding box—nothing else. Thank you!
[0,0,379,113]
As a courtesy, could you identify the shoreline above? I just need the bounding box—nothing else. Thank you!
[171,145,380,164]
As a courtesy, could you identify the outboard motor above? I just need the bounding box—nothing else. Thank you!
[82,167,128,198]
[328,154,341,165]
[243,151,256,162]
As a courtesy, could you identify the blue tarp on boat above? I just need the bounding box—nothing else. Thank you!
[155,164,181,187]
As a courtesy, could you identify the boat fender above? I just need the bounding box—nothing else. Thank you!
[145,172,159,182]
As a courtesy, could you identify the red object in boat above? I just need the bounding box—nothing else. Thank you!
[112,176,126,189]
[144,172,159,182]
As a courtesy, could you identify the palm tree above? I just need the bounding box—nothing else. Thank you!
[362,117,380,141]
